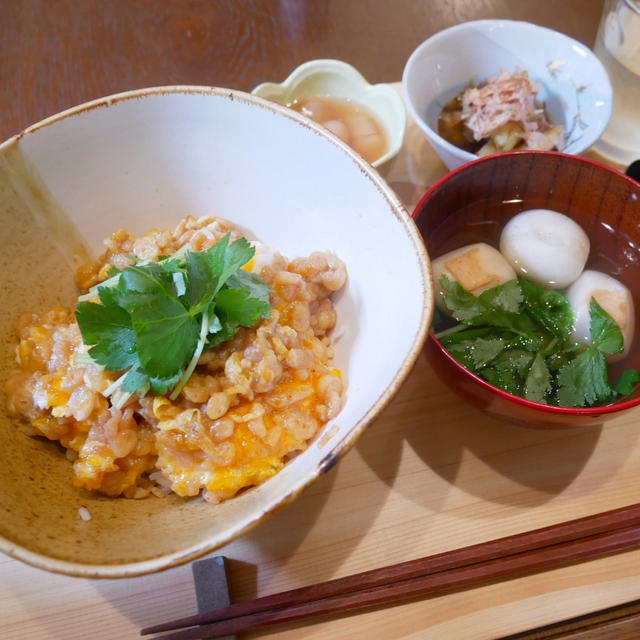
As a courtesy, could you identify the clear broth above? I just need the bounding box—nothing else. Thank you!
[427,201,640,385]
[288,96,388,164]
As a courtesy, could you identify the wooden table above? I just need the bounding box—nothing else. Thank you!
[7,1,640,638]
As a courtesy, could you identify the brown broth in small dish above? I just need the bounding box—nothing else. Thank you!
[437,92,483,153]
[288,96,388,164]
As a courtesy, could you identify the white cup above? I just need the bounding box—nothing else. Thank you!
[591,0,640,166]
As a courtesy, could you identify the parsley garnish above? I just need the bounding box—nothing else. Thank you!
[435,275,639,407]
[75,234,271,407]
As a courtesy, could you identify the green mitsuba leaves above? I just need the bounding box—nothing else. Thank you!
[435,275,638,408]
[75,234,271,406]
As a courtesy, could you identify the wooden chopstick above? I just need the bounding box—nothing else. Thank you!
[144,524,640,640]
[141,502,640,637]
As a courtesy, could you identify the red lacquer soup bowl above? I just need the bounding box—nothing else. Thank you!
[413,151,640,429]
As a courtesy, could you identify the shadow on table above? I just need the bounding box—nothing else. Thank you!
[358,355,637,513]
[224,465,343,598]
[87,465,345,631]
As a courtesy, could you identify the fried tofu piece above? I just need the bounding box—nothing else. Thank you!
[432,242,517,311]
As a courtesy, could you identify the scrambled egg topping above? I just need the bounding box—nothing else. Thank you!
[5,216,346,503]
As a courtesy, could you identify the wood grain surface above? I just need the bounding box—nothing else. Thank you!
[1,0,603,142]
[5,2,638,640]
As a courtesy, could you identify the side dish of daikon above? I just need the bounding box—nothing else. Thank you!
[432,209,638,408]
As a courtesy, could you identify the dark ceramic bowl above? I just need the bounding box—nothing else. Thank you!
[413,151,640,428]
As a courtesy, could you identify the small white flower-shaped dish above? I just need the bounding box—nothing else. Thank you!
[402,20,613,171]
[252,59,406,168]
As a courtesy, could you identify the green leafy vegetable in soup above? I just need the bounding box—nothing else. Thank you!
[75,233,272,408]
[434,275,640,407]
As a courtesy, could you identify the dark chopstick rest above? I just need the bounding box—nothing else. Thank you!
[191,556,235,640]
[141,503,640,640]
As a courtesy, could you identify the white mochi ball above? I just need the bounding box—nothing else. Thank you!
[566,270,635,360]
[500,209,590,289]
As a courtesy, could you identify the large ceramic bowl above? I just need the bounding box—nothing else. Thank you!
[413,151,640,429]
[0,86,433,577]
[402,20,613,171]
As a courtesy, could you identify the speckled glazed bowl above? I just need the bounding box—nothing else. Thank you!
[0,86,432,577]
[414,150,640,429]
[252,59,407,167]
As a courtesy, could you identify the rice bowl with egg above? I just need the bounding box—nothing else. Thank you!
[5,215,349,504]
[0,86,432,576]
